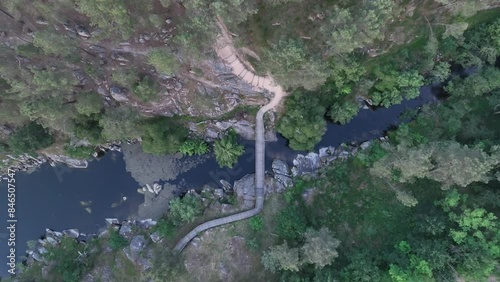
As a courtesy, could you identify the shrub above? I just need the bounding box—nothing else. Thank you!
[169,195,203,226]
[33,30,75,57]
[179,139,209,156]
[132,76,158,102]
[214,130,244,168]
[155,218,176,238]
[109,230,129,250]
[45,237,94,282]
[111,69,138,88]
[64,145,95,159]
[249,216,264,232]
[76,91,102,116]
[147,48,179,75]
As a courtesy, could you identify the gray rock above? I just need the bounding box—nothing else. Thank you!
[32,252,43,262]
[35,17,48,25]
[62,229,79,238]
[272,159,292,192]
[119,225,132,237]
[129,235,146,255]
[220,179,232,191]
[111,52,129,62]
[292,152,321,177]
[45,154,88,168]
[150,231,162,243]
[105,218,119,225]
[213,188,224,198]
[360,141,371,150]
[76,26,91,38]
[235,176,256,208]
[89,45,106,53]
[109,86,129,102]
[73,69,88,85]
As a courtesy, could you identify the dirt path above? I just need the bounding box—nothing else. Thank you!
[174,19,286,252]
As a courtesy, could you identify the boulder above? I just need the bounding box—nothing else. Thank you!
[150,231,162,243]
[233,174,255,208]
[292,152,321,177]
[220,180,232,191]
[105,218,119,225]
[109,86,129,102]
[128,235,146,255]
[76,26,91,38]
[360,141,372,150]
[62,229,79,238]
[119,224,132,237]
[272,159,292,192]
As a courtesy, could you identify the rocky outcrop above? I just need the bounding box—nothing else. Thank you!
[45,154,88,168]
[189,117,277,141]
[272,159,293,192]
[291,138,386,177]
[123,235,152,271]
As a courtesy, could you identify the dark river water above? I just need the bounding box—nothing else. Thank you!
[0,82,443,276]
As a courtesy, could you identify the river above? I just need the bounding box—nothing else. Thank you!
[0,82,443,276]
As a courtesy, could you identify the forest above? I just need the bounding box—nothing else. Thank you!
[0,0,499,281]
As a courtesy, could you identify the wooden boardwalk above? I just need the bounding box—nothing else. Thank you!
[174,27,285,252]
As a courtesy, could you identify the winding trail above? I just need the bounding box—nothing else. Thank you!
[174,21,285,252]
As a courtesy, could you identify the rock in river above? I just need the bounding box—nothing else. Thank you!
[272,159,293,192]
[291,152,321,177]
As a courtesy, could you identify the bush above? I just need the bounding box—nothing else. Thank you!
[249,216,264,232]
[76,0,133,39]
[99,107,142,141]
[64,145,95,159]
[8,122,54,154]
[111,69,138,88]
[132,75,158,102]
[155,218,176,238]
[179,139,209,156]
[169,194,203,226]
[214,130,245,168]
[147,48,179,75]
[33,30,76,57]
[76,91,102,116]
[108,229,129,250]
[45,237,94,282]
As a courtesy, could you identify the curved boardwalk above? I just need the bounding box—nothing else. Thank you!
[174,23,285,252]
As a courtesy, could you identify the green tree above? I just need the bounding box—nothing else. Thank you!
[445,67,500,97]
[213,130,244,168]
[261,242,301,273]
[44,237,95,282]
[277,91,326,151]
[371,70,424,107]
[99,106,142,141]
[141,117,189,155]
[8,122,54,154]
[76,91,102,116]
[328,100,359,124]
[179,139,209,156]
[301,227,340,268]
[33,30,76,57]
[147,48,180,76]
[169,194,203,226]
[76,0,133,38]
[261,39,328,90]
[430,62,451,83]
